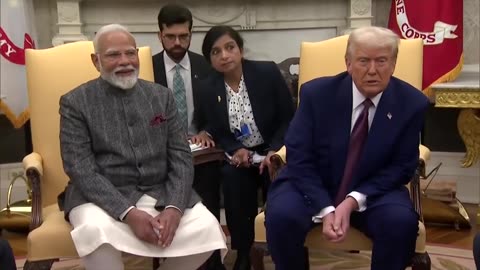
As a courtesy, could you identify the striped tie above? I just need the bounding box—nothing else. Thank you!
[173,64,188,131]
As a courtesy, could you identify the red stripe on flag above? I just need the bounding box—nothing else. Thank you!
[0,26,35,65]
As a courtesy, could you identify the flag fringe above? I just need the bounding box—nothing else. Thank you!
[0,100,30,128]
[423,54,464,98]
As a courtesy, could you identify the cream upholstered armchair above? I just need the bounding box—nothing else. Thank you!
[251,35,432,270]
[22,41,154,269]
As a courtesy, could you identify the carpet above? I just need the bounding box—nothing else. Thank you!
[15,244,475,270]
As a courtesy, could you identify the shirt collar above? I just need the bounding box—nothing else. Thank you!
[163,52,191,72]
[352,81,382,110]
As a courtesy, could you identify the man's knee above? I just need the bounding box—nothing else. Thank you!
[376,207,418,240]
[265,198,308,235]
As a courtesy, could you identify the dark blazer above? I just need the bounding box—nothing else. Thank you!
[270,71,430,215]
[197,59,295,153]
[58,78,199,220]
[152,51,211,131]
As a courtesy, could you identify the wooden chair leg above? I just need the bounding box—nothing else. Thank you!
[250,242,267,270]
[23,259,56,270]
[411,252,431,270]
[303,246,310,270]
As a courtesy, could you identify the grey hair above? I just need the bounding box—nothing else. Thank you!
[345,26,400,61]
[93,24,134,53]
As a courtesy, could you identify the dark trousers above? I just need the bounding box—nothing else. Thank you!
[265,180,418,270]
[193,162,222,221]
[222,163,269,251]
[0,238,16,270]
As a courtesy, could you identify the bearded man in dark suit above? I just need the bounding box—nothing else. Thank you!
[152,4,224,270]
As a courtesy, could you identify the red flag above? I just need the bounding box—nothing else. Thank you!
[388,0,463,97]
[0,0,37,128]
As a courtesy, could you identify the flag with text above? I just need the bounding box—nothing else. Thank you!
[388,0,463,96]
[1,0,36,128]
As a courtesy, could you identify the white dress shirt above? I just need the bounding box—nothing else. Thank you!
[312,82,383,223]
[163,53,197,135]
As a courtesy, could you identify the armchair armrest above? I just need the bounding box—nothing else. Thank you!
[269,146,287,181]
[418,144,430,178]
[23,152,44,176]
[22,152,44,230]
[268,146,287,181]
[269,154,286,181]
[411,144,431,222]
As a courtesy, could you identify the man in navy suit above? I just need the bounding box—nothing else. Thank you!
[152,4,224,270]
[265,26,430,270]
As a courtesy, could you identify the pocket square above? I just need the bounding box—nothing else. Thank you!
[150,114,166,126]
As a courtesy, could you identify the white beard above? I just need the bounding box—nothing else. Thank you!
[100,64,139,90]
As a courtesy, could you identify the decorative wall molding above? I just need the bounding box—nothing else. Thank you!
[58,1,80,23]
[435,91,480,108]
[346,0,373,32]
[78,1,350,35]
[30,0,477,65]
[464,0,480,64]
[186,0,248,25]
[351,0,371,16]
[52,0,88,46]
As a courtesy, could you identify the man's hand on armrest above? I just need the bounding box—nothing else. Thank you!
[190,130,215,148]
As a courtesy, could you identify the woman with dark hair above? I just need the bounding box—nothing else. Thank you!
[197,26,294,270]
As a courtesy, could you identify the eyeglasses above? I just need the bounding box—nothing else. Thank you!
[162,33,191,43]
[101,48,138,61]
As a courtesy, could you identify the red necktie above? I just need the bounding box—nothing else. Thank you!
[334,98,373,206]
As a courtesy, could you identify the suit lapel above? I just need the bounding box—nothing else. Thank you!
[332,77,354,185]
[242,60,263,126]
[212,73,230,129]
[189,52,201,92]
[155,51,168,86]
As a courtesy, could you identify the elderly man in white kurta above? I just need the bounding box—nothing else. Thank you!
[57,24,227,270]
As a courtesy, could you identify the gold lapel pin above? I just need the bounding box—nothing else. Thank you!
[387,112,392,119]
[218,96,221,102]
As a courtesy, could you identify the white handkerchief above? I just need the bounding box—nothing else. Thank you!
[251,153,266,164]
[225,151,266,164]
[189,141,208,152]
